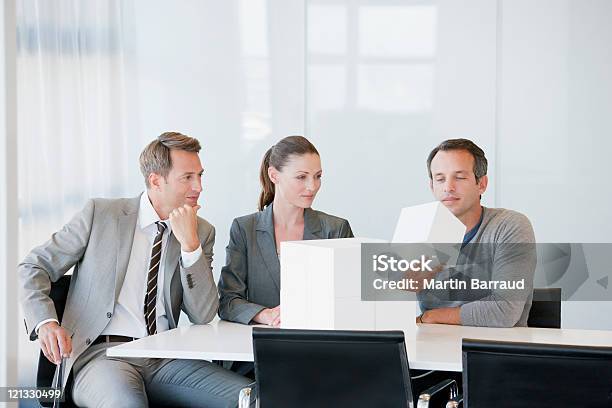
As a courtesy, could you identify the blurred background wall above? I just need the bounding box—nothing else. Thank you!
[10,0,612,395]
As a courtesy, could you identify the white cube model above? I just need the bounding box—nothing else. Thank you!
[392,201,466,243]
[392,201,466,268]
[280,237,417,337]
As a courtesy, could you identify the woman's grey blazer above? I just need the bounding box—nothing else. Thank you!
[218,203,354,324]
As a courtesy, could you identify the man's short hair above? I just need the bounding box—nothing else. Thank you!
[427,138,488,182]
[139,132,201,188]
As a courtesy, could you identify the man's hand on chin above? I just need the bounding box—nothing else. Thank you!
[169,204,201,252]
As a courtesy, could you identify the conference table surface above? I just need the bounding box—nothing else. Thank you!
[107,319,612,372]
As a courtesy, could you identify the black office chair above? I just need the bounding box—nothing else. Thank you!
[460,338,612,408]
[251,327,458,408]
[443,288,563,408]
[32,274,75,408]
[527,288,561,328]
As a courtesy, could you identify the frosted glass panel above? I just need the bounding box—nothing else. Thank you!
[498,0,612,243]
[308,64,347,110]
[357,64,434,112]
[308,4,347,55]
[239,0,269,57]
[307,0,497,240]
[498,0,612,329]
[358,5,437,58]
[131,0,306,278]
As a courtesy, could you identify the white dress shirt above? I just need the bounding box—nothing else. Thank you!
[36,193,202,337]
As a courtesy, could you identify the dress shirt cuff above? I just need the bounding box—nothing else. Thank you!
[35,318,59,335]
[181,246,203,268]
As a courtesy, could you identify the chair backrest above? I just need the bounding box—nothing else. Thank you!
[252,328,413,408]
[36,275,74,407]
[527,287,561,328]
[462,338,612,408]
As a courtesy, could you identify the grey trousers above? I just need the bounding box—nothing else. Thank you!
[72,341,253,408]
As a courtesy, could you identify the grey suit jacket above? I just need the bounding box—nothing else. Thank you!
[218,204,353,324]
[18,196,219,386]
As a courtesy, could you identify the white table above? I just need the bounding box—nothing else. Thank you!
[107,320,612,372]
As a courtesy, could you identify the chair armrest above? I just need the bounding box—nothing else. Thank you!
[446,393,463,408]
[238,382,257,408]
[417,379,459,408]
[411,369,435,380]
[238,387,252,408]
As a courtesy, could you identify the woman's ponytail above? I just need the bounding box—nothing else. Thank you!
[258,147,275,211]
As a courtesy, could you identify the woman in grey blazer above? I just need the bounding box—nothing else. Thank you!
[218,136,353,326]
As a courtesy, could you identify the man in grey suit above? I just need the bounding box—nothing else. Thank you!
[19,132,251,407]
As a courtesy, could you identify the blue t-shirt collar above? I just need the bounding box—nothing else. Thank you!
[462,207,484,247]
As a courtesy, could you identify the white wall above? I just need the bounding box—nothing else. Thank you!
[128,0,306,282]
[124,0,612,329]
[13,0,612,390]
[498,0,612,328]
[307,0,499,240]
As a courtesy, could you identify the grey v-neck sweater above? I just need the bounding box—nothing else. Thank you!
[419,207,537,327]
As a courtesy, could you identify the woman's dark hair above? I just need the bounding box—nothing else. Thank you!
[258,136,319,211]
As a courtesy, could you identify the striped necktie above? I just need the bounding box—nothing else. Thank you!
[145,221,166,335]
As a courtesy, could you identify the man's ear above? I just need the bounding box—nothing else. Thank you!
[429,179,433,192]
[478,175,489,195]
[268,166,279,185]
[149,173,162,191]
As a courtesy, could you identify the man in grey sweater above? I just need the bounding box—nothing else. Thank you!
[417,139,536,327]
